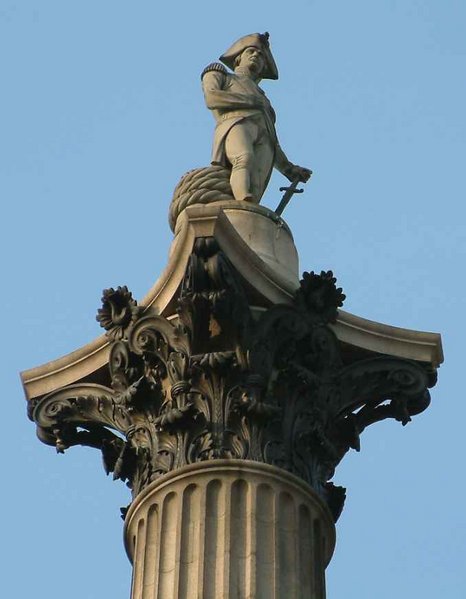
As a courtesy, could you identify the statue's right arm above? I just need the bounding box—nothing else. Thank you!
[202,67,260,111]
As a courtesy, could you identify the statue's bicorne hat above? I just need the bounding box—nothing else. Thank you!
[220,32,279,80]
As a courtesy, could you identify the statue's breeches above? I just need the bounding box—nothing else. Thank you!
[215,116,275,202]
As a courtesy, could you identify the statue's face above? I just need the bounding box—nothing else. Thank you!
[237,46,265,76]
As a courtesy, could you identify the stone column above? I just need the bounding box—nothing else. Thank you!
[125,460,335,599]
[22,203,442,599]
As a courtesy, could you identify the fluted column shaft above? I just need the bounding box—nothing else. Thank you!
[124,460,335,599]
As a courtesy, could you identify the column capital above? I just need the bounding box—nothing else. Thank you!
[26,213,439,521]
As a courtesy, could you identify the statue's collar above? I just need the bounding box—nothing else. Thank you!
[234,66,261,82]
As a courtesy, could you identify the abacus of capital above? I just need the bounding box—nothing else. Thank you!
[21,34,443,599]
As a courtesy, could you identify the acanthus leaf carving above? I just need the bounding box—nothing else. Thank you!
[30,238,436,520]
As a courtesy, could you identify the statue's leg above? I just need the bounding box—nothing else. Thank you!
[224,121,258,202]
[251,132,275,202]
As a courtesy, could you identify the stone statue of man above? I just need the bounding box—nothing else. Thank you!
[202,32,312,204]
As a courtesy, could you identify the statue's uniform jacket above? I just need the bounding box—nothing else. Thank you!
[202,63,283,198]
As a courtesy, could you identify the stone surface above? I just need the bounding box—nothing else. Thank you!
[125,460,335,599]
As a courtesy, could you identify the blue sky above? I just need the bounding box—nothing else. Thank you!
[2,1,465,597]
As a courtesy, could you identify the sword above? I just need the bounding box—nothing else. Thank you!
[274,177,305,216]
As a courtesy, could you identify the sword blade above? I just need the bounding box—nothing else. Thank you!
[274,178,303,216]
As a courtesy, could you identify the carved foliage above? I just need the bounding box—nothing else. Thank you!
[96,286,141,340]
[31,243,435,520]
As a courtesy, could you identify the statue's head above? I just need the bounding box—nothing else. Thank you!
[220,32,279,80]
[234,46,266,79]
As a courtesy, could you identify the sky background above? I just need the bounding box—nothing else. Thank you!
[2,1,465,597]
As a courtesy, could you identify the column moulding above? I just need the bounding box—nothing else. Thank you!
[124,459,336,599]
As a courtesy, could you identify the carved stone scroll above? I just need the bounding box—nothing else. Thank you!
[29,237,436,521]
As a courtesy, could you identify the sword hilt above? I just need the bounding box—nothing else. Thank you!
[275,177,306,216]
[279,185,304,194]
